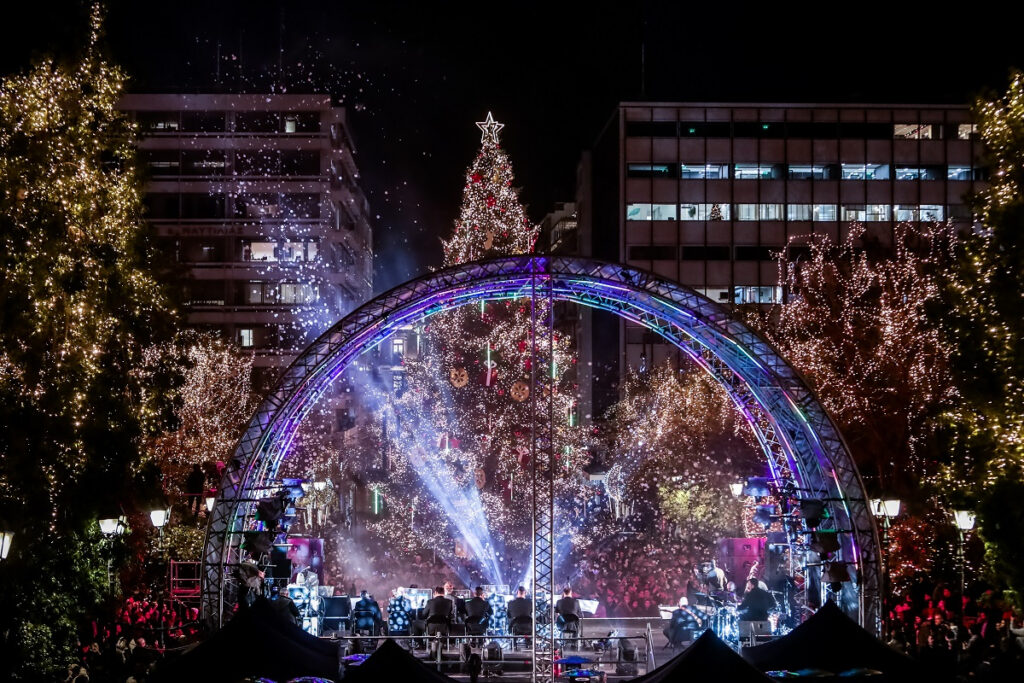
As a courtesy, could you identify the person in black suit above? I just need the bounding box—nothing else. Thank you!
[465,586,493,645]
[506,586,533,648]
[555,587,582,636]
[353,590,383,634]
[737,578,776,622]
[425,586,454,656]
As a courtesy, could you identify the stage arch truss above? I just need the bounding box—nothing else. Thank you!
[202,256,881,633]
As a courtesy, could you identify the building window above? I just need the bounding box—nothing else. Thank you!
[680,203,730,220]
[787,204,813,221]
[680,163,728,179]
[841,163,890,180]
[734,164,779,180]
[894,205,918,222]
[697,287,732,303]
[733,286,783,304]
[947,166,975,181]
[957,123,978,140]
[736,204,784,221]
[813,204,837,221]
[681,246,730,260]
[894,124,933,139]
[841,204,891,221]
[920,205,944,221]
[239,328,254,348]
[627,164,675,178]
[626,203,677,221]
[392,338,405,359]
[628,245,676,260]
[735,246,774,261]
[788,165,830,180]
[280,283,317,304]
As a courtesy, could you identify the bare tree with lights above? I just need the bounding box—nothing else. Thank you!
[750,222,958,494]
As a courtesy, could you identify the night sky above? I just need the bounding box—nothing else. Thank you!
[3,1,1021,291]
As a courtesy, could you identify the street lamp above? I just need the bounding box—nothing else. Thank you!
[729,481,744,498]
[206,494,217,514]
[0,530,13,561]
[870,497,901,638]
[952,509,975,640]
[150,508,170,528]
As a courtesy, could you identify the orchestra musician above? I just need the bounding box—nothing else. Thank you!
[664,596,703,647]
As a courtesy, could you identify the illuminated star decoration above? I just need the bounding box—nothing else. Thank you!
[475,111,505,144]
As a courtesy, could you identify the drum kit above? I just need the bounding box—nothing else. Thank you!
[286,582,333,636]
[687,590,792,647]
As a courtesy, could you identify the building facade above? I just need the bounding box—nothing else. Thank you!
[576,102,985,415]
[119,94,373,379]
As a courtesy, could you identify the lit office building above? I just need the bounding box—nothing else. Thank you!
[119,94,373,379]
[575,103,985,415]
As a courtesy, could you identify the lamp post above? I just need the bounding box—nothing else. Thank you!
[150,506,170,557]
[870,498,901,639]
[952,509,975,637]
[98,515,128,594]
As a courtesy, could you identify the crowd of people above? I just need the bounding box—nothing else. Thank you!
[885,576,1024,680]
[574,533,695,617]
[66,590,201,682]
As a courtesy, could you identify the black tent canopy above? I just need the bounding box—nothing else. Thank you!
[153,598,339,682]
[742,601,917,676]
[630,630,773,683]
[343,638,458,683]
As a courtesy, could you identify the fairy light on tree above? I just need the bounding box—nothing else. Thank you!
[940,71,1024,607]
[0,6,174,677]
[750,222,958,493]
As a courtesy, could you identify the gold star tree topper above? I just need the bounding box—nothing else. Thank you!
[475,111,505,144]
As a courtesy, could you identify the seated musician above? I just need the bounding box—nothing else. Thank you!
[506,585,533,645]
[737,578,776,623]
[353,590,383,634]
[444,581,468,623]
[663,596,702,646]
[465,586,493,644]
[424,586,454,655]
[387,587,412,635]
[555,587,582,633]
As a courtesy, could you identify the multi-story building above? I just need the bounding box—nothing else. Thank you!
[119,94,373,382]
[575,102,986,415]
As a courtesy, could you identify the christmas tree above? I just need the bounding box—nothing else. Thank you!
[362,114,588,585]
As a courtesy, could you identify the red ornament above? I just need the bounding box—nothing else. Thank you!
[486,195,497,208]
[471,173,482,184]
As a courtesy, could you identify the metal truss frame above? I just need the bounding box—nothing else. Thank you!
[201,256,882,671]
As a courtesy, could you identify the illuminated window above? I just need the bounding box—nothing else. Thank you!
[920,205,944,221]
[679,164,728,179]
[813,204,837,221]
[947,166,975,181]
[841,163,890,180]
[788,165,829,180]
[280,283,317,304]
[733,286,783,304]
[787,204,812,221]
[957,123,978,140]
[680,203,730,220]
[734,164,779,180]
[625,203,677,220]
[239,329,254,347]
[894,124,933,139]
[736,204,784,221]
[841,204,890,221]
